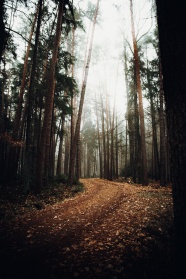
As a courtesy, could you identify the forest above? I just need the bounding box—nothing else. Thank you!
[0,0,168,191]
[0,0,186,278]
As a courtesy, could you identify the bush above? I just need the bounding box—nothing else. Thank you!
[71,183,84,193]
[54,174,68,184]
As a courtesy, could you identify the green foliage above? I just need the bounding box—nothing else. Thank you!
[120,165,131,178]
[54,174,68,184]
[54,174,83,193]
[59,50,76,71]
[72,176,81,186]
[86,2,97,21]
[56,74,78,97]
[71,182,84,193]
[0,0,10,60]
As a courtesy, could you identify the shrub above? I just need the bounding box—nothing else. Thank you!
[54,174,68,184]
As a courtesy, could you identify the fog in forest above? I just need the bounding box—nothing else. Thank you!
[2,1,186,278]
[1,0,165,189]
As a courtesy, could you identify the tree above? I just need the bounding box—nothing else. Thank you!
[95,96,103,178]
[35,0,65,193]
[24,0,43,193]
[156,0,186,276]
[68,0,100,185]
[159,61,166,186]
[0,0,27,61]
[129,0,148,186]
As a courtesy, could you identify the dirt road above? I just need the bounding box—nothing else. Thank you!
[0,179,174,279]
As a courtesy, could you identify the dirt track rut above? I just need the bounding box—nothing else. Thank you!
[0,179,174,279]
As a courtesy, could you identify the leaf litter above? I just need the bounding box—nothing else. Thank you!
[0,179,174,278]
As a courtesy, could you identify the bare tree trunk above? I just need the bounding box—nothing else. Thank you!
[101,97,107,179]
[125,120,128,179]
[3,3,39,183]
[0,63,5,133]
[115,115,119,179]
[110,105,115,180]
[150,94,159,180]
[56,116,65,175]
[110,116,114,180]
[24,0,43,193]
[124,47,129,178]
[70,26,75,172]
[95,97,103,178]
[146,59,159,180]
[12,2,39,140]
[76,135,81,179]
[130,0,148,185]
[134,81,141,183]
[159,61,166,186]
[35,1,64,193]
[0,63,6,179]
[106,93,110,180]
[156,1,186,276]
[68,0,99,185]
[49,125,55,178]
[64,126,70,176]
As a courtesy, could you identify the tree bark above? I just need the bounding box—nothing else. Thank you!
[146,59,159,181]
[95,97,103,178]
[159,61,166,186]
[130,0,148,185]
[35,1,64,193]
[12,2,39,140]
[24,0,43,193]
[115,115,119,179]
[68,0,99,185]
[101,97,107,179]
[156,0,186,276]
[106,93,110,180]
[56,116,65,175]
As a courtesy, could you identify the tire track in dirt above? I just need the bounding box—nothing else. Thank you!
[17,179,130,245]
[1,179,174,279]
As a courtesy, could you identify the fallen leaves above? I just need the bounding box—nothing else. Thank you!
[0,178,174,278]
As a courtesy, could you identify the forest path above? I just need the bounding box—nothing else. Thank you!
[0,179,174,279]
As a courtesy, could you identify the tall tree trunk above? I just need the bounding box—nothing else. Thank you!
[3,4,39,183]
[35,1,64,193]
[146,59,159,180]
[76,135,81,179]
[12,2,39,140]
[106,93,110,180]
[110,108,114,181]
[159,61,166,186]
[68,0,99,185]
[95,98,103,178]
[150,94,159,180]
[124,47,129,178]
[24,0,43,193]
[115,115,119,179]
[156,1,186,276]
[125,120,128,179]
[101,97,107,179]
[0,64,6,179]
[56,116,65,175]
[134,80,141,183]
[130,0,148,185]
[64,126,70,176]
[0,63,5,133]
[70,26,76,173]
[49,124,55,178]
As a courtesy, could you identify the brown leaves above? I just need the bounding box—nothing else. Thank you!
[0,178,174,278]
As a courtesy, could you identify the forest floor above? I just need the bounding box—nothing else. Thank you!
[0,178,174,279]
